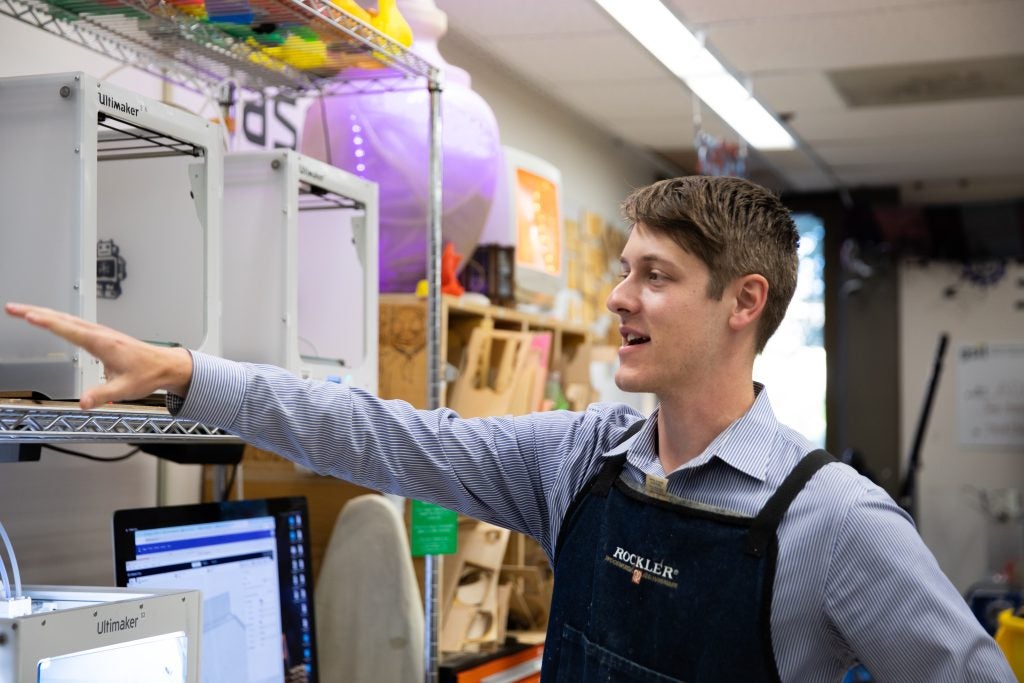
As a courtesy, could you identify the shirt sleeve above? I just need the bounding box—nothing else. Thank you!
[171,352,625,547]
[824,487,1014,682]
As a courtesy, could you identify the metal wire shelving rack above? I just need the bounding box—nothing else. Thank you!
[0,399,238,442]
[0,0,444,446]
[1,0,447,677]
[0,0,439,93]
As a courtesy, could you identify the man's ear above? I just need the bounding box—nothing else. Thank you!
[728,274,768,333]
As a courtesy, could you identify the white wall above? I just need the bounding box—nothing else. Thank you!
[0,448,159,585]
[900,260,1024,592]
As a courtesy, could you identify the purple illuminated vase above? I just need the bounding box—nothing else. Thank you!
[300,0,502,293]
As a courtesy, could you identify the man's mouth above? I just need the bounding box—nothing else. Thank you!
[624,334,651,347]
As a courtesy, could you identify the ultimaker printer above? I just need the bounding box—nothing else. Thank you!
[220,149,378,391]
[0,585,201,682]
[0,71,223,400]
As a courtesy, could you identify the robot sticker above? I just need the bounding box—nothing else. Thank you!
[97,239,127,299]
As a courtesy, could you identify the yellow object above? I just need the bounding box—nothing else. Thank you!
[369,0,413,48]
[334,0,372,24]
[995,608,1024,677]
[263,34,327,71]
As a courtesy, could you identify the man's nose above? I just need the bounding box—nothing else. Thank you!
[606,277,633,315]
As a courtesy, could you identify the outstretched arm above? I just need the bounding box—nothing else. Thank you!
[4,302,193,409]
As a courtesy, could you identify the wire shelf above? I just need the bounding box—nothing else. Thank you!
[98,112,205,160]
[0,401,239,443]
[0,0,439,96]
[0,0,443,456]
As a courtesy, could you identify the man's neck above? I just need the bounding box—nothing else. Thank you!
[655,377,756,474]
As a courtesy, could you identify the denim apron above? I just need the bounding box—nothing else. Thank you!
[542,424,834,682]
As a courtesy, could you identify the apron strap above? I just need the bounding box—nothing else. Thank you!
[591,418,648,496]
[553,419,648,564]
[743,449,836,558]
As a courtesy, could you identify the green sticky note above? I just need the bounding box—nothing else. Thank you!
[410,500,458,557]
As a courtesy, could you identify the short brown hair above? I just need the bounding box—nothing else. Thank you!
[620,176,799,352]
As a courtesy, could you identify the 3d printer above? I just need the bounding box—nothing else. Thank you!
[0,71,223,400]
[0,585,201,682]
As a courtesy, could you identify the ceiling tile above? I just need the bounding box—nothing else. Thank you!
[754,72,848,112]
[479,31,668,87]
[436,0,616,37]
[790,99,1024,141]
[668,0,988,27]
[553,78,694,121]
[704,2,1024,72]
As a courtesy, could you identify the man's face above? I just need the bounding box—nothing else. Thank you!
[606,224,731,399]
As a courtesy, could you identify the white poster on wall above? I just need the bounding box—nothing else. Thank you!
[957,341,1024,447]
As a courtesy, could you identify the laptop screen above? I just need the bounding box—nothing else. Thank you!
[113,497,318,683]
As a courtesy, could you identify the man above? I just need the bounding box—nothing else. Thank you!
[6,176,1012,681]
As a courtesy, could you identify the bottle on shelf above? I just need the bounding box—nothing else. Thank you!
[543,371,570,412]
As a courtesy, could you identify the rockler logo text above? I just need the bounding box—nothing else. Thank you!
[97,614,140,635]
[605,546,680,588]
[98,92,141,118]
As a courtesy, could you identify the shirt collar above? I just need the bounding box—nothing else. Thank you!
[603,383,780,482]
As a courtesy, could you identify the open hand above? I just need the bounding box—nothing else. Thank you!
[4,303,193,410]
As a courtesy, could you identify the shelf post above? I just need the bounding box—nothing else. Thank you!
[424,71,444,683]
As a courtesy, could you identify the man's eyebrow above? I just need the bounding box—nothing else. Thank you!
[620,254,674,266]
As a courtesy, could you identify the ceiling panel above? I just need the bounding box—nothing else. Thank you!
[434,0,1024,197]
[709,2,1024,72]
[668,0,976,26]
[597,116,700,149]
[821,134,1022,167]
[435,0,615,38]
[479,31,668,86]
[754,73,849,112]
[837,156,1024,185]
[790,99,1024,141]
[553,79,693,123]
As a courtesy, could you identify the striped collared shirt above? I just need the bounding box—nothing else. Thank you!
[173,352,1013,682]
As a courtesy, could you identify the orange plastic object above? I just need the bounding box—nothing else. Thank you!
[442,243,465,296]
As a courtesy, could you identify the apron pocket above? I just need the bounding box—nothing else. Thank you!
[556,623,687,683]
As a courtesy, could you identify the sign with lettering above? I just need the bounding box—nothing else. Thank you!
[231,91,313,152]
[410,499,458,556]
[958,342,1024,447]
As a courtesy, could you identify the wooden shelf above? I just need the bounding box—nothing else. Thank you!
[379,293,593,412]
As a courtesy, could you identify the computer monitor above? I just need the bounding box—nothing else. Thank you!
[112,497,318,683]
[478,146,565,304]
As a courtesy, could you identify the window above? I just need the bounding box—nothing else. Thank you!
[753,213,826,446]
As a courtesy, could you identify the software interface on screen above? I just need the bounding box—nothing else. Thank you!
[113,499,317,683]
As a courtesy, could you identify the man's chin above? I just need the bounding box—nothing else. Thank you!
[613,372,649,395]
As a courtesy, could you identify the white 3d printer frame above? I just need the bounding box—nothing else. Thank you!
[0,71,223,400]
[221,149,378,392]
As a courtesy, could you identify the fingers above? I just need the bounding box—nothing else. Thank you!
[7,302,191,409]
[80,372,147,410]
[7,302,110,352]
[79,389,102,411]
[4,302,27,317]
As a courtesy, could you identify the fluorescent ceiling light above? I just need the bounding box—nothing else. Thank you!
[593,0,797,151]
